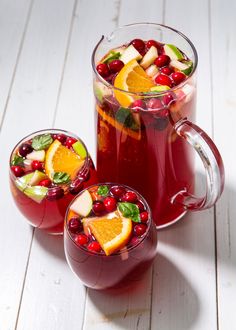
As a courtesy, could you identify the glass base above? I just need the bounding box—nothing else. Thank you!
[156,210,187,230]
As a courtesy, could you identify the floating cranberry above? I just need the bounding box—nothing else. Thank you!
[154,55,170,68]
[92,201,105,214]
[104,196,117,212]
[162,92,175,106]
[129,236,140,246]
[122,191,137,203]
[160,66,173,75]
[131,39,145,52]
[110,185,126,198]
[19,143,33,157]
[96,63,110,78]
[140,211,149,223]
[171,71,186,85]
[146,98,163,110]
[136,200,145,212]
[69,178,84,195]
[155,74,172,87]
[133,224,147,236]
[87,241,101,253]
[146,40,160,50]
[53,134,67,144]
[65,137,77,149]
[38,179,51,187]
[68,217,82,233]
[131,99,146,110]
[47,187,64,201]
[75,234,88,246]
[109,60,124,73]
[31,160,43,171]
[11,165,24,177]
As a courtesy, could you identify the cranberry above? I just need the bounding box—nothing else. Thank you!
[131,99,146,110]
[19,143,33,157]
[131,39,145,53]
[109,60,124,73]
[140,211,149,223]
[53,134,67,144]
[104,197,117,212]
[47,187,64,201]
[171,71,186,85]
[96,63,110,78]
[68,217,82,233]
[87,241,101,253]
[31,160,43,171]
[154,55,170,68]
[155,74,172,87]
[110,185,126,198]
[92,201,105,214]
[160,66,173,75]
[129,236,140,246]
[75,234,88,246]
[69,178,84,195]
[122,191,137,203]
[146,40,160,50]
[162,92,175,106]
[133,224,147,236]
[11,165,24,177]
[38,179,51,187]
[136,200,145,212]
[65,137,77,149]
[146,98,163,110]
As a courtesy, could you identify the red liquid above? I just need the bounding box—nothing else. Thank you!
[10,163,97,234]
[96,93,196,227]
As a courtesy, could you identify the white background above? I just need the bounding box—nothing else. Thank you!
[0,0,235,329]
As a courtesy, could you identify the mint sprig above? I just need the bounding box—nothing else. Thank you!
[97,185,109,196]
[32,134,53,150]
[118,202,141,223]
[11,155,24,166]
[115,107,138,130]
[102,51,121,64]
[53,172,71,184]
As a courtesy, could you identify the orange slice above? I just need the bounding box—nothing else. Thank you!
[96,105,141,141]
[88,211,132,256]
[114,59,155,107]
[45,140,84,180]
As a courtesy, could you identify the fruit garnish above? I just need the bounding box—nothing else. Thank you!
[53,172,71,184]
[70,190,93,217]
[120,45,143,64]
[88,211,132,256]
[97,185,109,197]
[115,107,139,130]
[28,170,47,186]
[45,139,84,180]
[118,202,140,222]
[26,150,45,161]
[140,46,158,69]
[11,155,24,166]
[145,64,159,78]
[24,186,48,203]
[94,81,112,102]
[72,140,87,159]
[150,85,170,92]
[31,133,53,150]
[96,105,141,141]
[102,50,121,64]
[163,44,184,61]
[15,172,34,191]
[114,59,155,107]
[170,59,193,75]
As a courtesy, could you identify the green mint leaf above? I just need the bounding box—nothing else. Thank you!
[118,202,141,223]
[11,155,24,166]
[32,134,53,150]
[53,172,71,184]
[97,185,109,196]
[102,51,121,64]
[115,107,138,130]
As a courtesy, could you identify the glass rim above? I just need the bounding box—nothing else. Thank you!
[9,128,90,189]
[91,22,198,97]
[64,182,154,257]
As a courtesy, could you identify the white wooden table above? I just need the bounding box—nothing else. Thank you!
[0,1,235,329]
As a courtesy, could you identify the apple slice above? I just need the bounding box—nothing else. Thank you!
[94,81,111,102]
[24,186,48,203]
[26,150,45,161]
[140,46,158,69]
[145,64,159,78]
[70,190,93,217]
[170,60,193,75]
[15,172,34,192]
[72,140,87,159]
[150,85,170,92]
[28,170,47,186]
[120,45,142,64]
[164,44,184,60]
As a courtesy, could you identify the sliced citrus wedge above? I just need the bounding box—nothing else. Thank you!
[96,105,141,141]
[88,211,132,256]
[114,59,155,107]
[45,139,84,180]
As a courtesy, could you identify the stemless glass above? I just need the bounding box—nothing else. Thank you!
[64,183,157,290]
[92,23,224,229]
[9,129,97,234]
